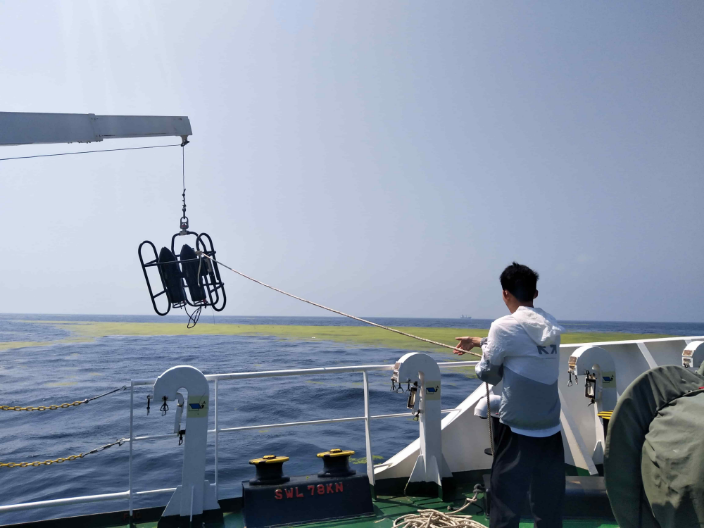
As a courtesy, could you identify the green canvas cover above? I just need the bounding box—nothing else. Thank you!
[604,365,704,528]
[642,394,704,527]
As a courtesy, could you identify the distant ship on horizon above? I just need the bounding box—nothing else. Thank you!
[460,315,472,319]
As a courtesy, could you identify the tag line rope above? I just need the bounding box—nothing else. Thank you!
[199,253,482,359]
[199,255,497,477]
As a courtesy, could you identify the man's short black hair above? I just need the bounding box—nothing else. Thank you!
[500,262,539,303]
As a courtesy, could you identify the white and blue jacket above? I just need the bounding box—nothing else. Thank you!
[475,306,564,437]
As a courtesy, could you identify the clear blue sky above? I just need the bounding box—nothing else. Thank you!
[0,1,702,322]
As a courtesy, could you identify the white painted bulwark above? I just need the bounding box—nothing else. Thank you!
[375,336,704,480]
[568,346,617,465]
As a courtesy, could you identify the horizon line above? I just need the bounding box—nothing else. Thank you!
[0,312,702,326]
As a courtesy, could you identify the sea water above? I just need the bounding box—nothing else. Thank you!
[0,315,702,524]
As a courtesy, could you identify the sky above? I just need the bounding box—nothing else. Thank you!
[0,1,702,322]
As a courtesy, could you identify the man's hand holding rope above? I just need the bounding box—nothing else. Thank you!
[453,336,483,356]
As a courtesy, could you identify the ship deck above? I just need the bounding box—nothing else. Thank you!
[116,483,618,528]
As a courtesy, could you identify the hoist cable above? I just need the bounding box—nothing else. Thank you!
[0,143,181,162]
[182,144,186,213]
[198,253,482,358]
[179,143,189,229]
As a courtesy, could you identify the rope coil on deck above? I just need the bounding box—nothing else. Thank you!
[0,385,127,412]
[0,438,128,469]
[391,493,484,528]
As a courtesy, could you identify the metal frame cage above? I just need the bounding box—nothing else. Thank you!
[138,231,227,316]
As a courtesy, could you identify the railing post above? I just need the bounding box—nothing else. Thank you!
[129,381,134,523]
[362,371,376,499]
[214,378,219,499]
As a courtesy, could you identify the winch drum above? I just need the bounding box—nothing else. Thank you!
[604,365,704,528]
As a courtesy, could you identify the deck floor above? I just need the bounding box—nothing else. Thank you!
[119,484,618,528]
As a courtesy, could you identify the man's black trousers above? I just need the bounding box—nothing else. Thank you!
[489,427,565,528]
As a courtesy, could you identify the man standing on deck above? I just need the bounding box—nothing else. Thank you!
[454,262,565,528]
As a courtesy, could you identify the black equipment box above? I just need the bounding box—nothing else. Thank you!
[243,473,374,527]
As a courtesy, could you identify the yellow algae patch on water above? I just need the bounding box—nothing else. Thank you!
[0,336,95,353]
[560,332,672,343]
[27,320,483,351]
[10,320,675,355]
[350,455,385,465]
[445,366,478,378]
[45,381,79,387]
[0,341,50,352]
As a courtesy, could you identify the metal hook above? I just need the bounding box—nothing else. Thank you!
[584,370,597,406]
[146,395,152,416]
[567,371,576,387]
[160,396,169,415]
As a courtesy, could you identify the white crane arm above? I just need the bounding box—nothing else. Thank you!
[0,112,191,147]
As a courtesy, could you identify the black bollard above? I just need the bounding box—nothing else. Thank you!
[317,449,356,478]
[249,455,290,485]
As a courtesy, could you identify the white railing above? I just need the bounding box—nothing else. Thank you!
[0,360,477,519]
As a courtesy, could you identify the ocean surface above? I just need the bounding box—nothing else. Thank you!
[1,314,703,524]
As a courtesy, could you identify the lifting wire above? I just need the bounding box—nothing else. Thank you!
[178,140,203,329]
[0,438,128,469]
[0,385,128,412]
[180,139,189,231]
[391,491,484,528]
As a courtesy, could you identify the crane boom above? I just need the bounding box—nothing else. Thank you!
[0,112,191,147]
